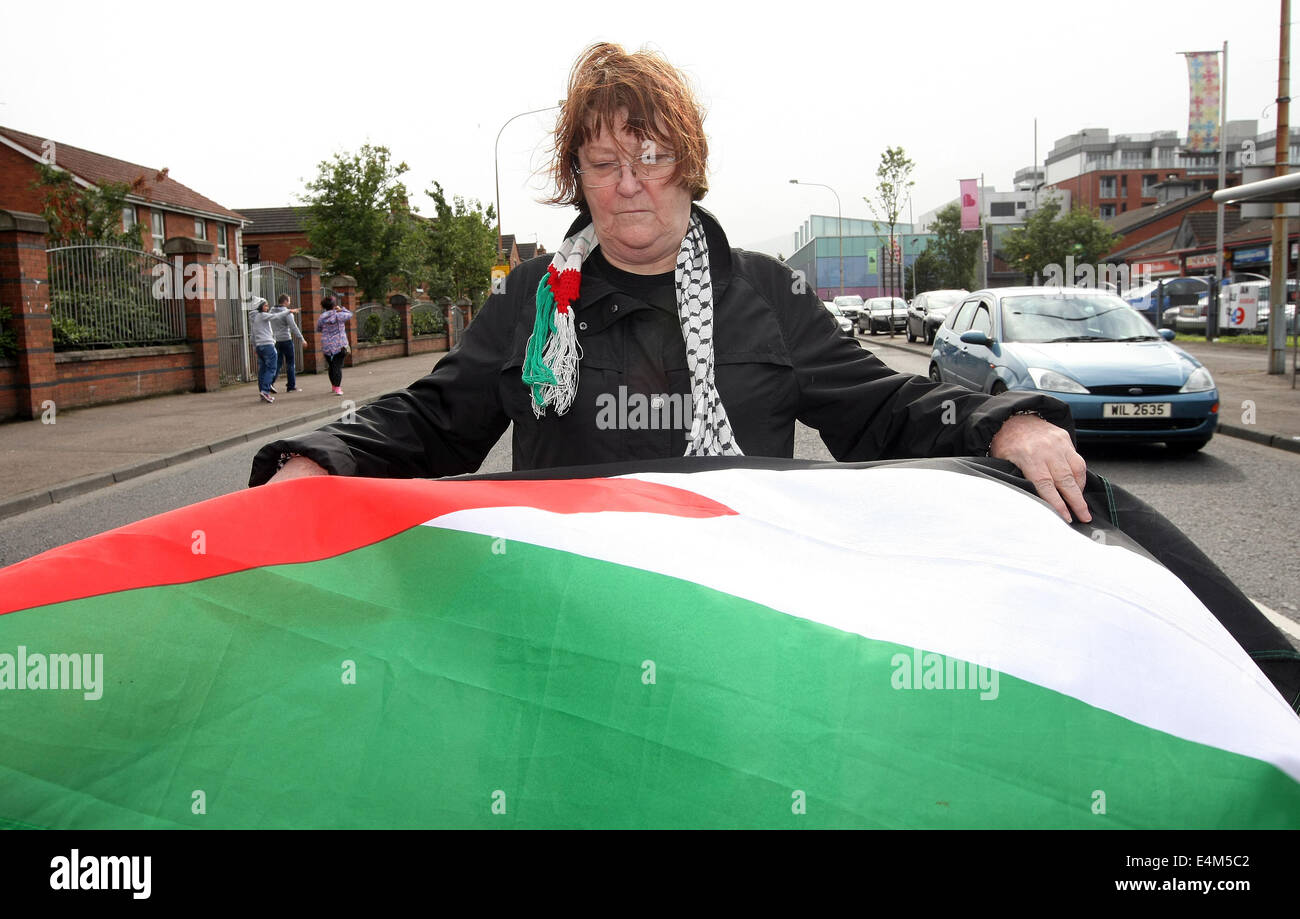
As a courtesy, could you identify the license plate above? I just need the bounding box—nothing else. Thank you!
[1103,402,1171,418]
[1180,306,1199,316]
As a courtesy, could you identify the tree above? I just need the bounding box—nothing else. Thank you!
[301,144,418,302]
[906,248,944,297]
[34,163,141,247]
[924,203,981,291]
[1000,196,1121,283]
[864,146,915,304]
[421,182,497,304]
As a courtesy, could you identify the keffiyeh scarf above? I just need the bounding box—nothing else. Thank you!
[522,213,744,457]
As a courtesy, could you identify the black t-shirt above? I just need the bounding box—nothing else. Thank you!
[582,248,676,313]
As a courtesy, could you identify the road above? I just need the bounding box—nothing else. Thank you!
[1,338,1297,643]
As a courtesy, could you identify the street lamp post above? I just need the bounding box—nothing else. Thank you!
[790,179,843,298]
[495,103,564,262]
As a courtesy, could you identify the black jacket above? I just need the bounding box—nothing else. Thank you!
[249,207,1074,485]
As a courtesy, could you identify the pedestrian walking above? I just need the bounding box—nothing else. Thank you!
[270,294,307,393]
[317,296,353,395]
[247,297,278,404]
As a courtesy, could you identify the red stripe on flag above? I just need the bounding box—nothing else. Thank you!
[0,476,735,615]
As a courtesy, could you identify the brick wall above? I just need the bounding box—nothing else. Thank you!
[245,233,308,266]
[352,340,406,364]
[52,345,196,410]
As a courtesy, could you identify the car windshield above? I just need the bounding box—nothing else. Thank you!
[825,303,843,316]
[834,296,863,307]
[1000,295,1161,342]
[873,298,906,310]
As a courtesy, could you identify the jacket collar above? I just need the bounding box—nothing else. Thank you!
[559,204,733,308]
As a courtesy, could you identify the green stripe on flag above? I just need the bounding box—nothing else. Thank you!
[1,527,1296,829]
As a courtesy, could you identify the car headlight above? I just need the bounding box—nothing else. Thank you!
[1026,367,1088,394]
[1180,366,1215,393]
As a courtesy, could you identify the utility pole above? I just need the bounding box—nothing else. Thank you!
[1270,0,1292,373]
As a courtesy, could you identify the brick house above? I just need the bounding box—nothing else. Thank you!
[0,126,246,257]
[0,126,250,420]
[237,206,309,266]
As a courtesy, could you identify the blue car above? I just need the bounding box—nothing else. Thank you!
[929,287,1219,453]
[1124,276,1209,328]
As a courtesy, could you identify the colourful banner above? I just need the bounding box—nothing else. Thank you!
[959,179,980,230]
[1184,51,1221,153]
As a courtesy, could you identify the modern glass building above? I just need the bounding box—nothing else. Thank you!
[785,214,930,300]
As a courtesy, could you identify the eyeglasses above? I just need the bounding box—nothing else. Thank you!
[575,152,678,188]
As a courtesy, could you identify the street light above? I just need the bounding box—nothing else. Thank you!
[495,103,564,262]
[790,179,843,298]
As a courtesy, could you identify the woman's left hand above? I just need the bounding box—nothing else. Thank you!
[989,414,1092,524]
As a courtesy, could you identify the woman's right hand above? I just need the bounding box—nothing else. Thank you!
[268,455,330,484]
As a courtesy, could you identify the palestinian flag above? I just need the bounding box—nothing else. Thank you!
[1,458,1298,829]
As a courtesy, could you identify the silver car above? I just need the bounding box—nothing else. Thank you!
[907,289,969,344]
[823,301,854,337]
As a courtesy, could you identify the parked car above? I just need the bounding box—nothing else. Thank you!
[1164,279,1297,335]
[832,295,865,324]
[823,300,854,337]
[906,289,969,344]
[1124,276,1210,327]
[858,297,909,335]
[929,287,1219,452]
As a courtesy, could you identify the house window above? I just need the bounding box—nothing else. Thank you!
[1141,174,1158,196]
[194,217,206,240]
[217,224,228,260]
[151,211,165,253]
[990,201,1016,217]
[122,206,137,233]
[1099,176,1117,198]
[1099,204,1116,218]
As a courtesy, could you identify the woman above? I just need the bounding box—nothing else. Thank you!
[316,296,353,395]
[247,297,278,404]
[251,42,1087,524]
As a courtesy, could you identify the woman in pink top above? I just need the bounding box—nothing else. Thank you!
[316,296,353,395]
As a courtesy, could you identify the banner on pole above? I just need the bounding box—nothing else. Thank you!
[1183,51,1221,153]
[959,179,980,231]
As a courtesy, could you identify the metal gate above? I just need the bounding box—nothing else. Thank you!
[244,261,304,378]
[449,305,466,348]
[45,243,184,349]
[215,261,247,383]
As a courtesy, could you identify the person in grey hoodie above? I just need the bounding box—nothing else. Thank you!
[247,297,278,403]
[269,294,307,393]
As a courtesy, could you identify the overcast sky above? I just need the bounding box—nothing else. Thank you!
[0,0,1285,257]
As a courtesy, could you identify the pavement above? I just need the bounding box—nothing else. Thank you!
[2,337,1299,523]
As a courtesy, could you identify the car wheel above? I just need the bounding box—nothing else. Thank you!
[929,363,942,383]
[990,381,1007,395]
[906,325,916,343]
[870,322,878,336]
[925,327,935,345]
[1166,438,1211,455]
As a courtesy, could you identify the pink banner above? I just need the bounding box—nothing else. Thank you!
[1184,51,1220,153]
[959,179,980,231]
